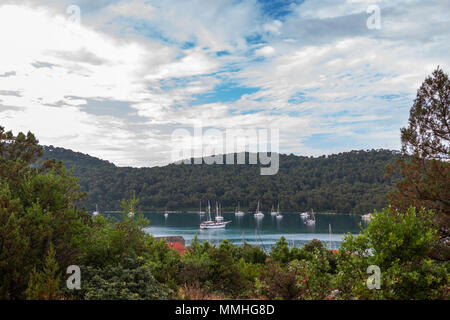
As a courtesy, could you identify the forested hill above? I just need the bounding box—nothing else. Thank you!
[42,146,400,214]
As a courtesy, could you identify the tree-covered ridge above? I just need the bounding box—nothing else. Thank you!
[42,146,400,214]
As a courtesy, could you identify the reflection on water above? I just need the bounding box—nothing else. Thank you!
[105,212,365,250]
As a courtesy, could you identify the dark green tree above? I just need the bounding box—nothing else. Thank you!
[0,126,89,299]
[388,67,450,260]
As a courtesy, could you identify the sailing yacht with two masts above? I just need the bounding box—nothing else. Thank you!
[200,201,231,229]
[215,202,224,222]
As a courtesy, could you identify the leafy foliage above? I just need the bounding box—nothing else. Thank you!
[0,127,90,299]
[74,256,170,300]
[335,207,448,299]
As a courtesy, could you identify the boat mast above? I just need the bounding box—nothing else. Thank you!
[329,224,332,250]
[208,201,211,221]
[216,201,219,218]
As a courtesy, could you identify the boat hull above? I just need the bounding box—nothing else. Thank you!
[200,221,231,229]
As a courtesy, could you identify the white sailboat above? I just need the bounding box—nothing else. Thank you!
[200,201,231,229]
[361,213,373,221]
[164,207,169,217]
[215,202,224,222]
[254,200,264,218]
[93,204,99,216]
[235,201,245,216]
[304,208,315,225]
[270,204,277,216]
[299,211,309,218]
[276,203,283,219]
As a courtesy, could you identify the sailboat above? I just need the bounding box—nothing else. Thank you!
[93,204,99,216]
[128,204,135,217]
[361,213,373,221]
[215,202,224,222]
[270,205,277,216]
[254,200,264,218]
[200,201,231,229]
[164,207,169,217]
[235,201,245,216]
[275,203,282,219]
[304,208,315,225]
[299,211,309,218]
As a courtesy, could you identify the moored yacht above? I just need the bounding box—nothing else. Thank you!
[235,201,245,216]
[304,209,315,225]
[93,204,100,216]
[270,204,277,216]
[215,202,224,222]
[200,201,231,229]
[275,204,283,219]
[254,200,264,218]
[300,211,309,218]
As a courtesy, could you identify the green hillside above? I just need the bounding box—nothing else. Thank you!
[42,146,400,214]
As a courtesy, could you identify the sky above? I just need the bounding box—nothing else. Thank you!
[0,0,449,167]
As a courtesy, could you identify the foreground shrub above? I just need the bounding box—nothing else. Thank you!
[294,249,335,300]
[65,255,170,300]
[335,206,448,299]
[258,262,301,299]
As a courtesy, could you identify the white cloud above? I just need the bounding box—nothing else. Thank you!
[1,0,449,166]
[255,46,276,57]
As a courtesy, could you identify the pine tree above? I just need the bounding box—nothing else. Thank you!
[25,243,61,300]
[388,67,450,261]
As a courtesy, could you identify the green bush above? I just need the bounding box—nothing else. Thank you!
[294,249,334,300]
[258,262,301,299]
[70,256,170,300]
[335,206,448,299]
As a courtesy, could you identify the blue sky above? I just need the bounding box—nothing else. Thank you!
[0,0,449,166]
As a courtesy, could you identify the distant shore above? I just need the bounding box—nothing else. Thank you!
[101,210,365,215]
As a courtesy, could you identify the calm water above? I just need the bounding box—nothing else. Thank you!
[138,212,367,251]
